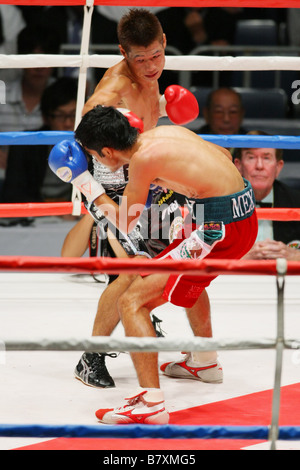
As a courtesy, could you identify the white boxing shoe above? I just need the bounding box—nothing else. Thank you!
[160,353,223,383]
[95,387,169,425]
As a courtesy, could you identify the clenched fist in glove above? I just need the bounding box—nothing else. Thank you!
[117,107,144,133]
[159,85,199,125]
[48,140,105,203]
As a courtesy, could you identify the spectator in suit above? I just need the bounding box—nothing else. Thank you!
[234,130,300,261]
[196,87,247,158]
[197,87,246,135]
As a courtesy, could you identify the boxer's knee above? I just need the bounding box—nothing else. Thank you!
[117,291,131,322]
[118,276,151,321]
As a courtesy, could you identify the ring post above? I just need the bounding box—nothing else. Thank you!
[269,258,287,450]
[72,0,95,216]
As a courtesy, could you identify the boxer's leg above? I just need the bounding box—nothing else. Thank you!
[161,290,223,383]
[117,273,169,388]
[95,273,170,425]
[185,288,213,338]
[75,230,139,388]
[92,273,138,336]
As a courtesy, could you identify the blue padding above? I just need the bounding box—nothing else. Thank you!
[0,131,74,145]
[0,423,300,440]
[0,131,300,149]
[199,134,300,149]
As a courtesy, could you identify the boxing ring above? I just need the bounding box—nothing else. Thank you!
[1,0,300,452]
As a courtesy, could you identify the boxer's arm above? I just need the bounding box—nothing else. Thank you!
[48,139,121,225]
[49,140,146,235]
[114,155,153,233]
[83,75,132,115]
[93,166,150,234]
[243,239,300,261]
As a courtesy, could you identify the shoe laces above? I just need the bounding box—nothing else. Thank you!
[120,394,146,411]
[127,396,142,407]
[90,352,117,372]
[151,314,166,338]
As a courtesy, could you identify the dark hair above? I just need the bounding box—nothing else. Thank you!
[117,8,164,52]
[235,130,283,161]
[206,87,243,110]
[40,77,78,117]
[17,25,59,55]
[75,106,138,156]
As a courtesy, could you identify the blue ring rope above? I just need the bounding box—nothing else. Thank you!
[0,131,300,149]
[0,424,299,440]
[0,131,74,145]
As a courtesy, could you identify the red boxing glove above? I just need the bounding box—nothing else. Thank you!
[117,107,144,133]
[160,85,199,125]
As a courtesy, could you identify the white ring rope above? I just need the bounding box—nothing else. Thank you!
[0,53,300,71]
[2,336,284,352]
[2,259,294,354]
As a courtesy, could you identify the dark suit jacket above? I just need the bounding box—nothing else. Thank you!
[273,179,300,245]
[196,124,248,135]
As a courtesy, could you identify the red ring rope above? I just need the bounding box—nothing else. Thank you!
[0,255,299,275]
[1,1,299,8]
[0,203,88,217]
[0,203,299,221]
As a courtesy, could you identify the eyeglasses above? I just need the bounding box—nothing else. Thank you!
[49,113,76,122]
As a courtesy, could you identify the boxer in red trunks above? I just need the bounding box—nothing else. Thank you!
[156,179,257,307]
[49,106,258,425]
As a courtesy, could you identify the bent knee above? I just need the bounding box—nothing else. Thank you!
[117,280,145,319]
[117,292,130,320]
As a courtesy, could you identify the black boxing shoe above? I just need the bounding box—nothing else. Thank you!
[74,352,116,388]
[151,314,166,338]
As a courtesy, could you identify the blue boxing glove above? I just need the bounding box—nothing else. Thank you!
[49,140,105,203]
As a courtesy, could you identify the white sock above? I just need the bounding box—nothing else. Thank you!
[188,351,218,366]
[142,388,165,404]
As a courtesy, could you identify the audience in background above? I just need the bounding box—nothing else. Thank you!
[37,5,122,90]
[234,131,300,261]
[197,88,246,135]
[0,5,25,82]
[1,78,78,206]
[194,88,247,158]
[0,25,58,133]
[0,25,58,188]
[286,8,300,47]
[184,7,243,49]
[0,6,298,215]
